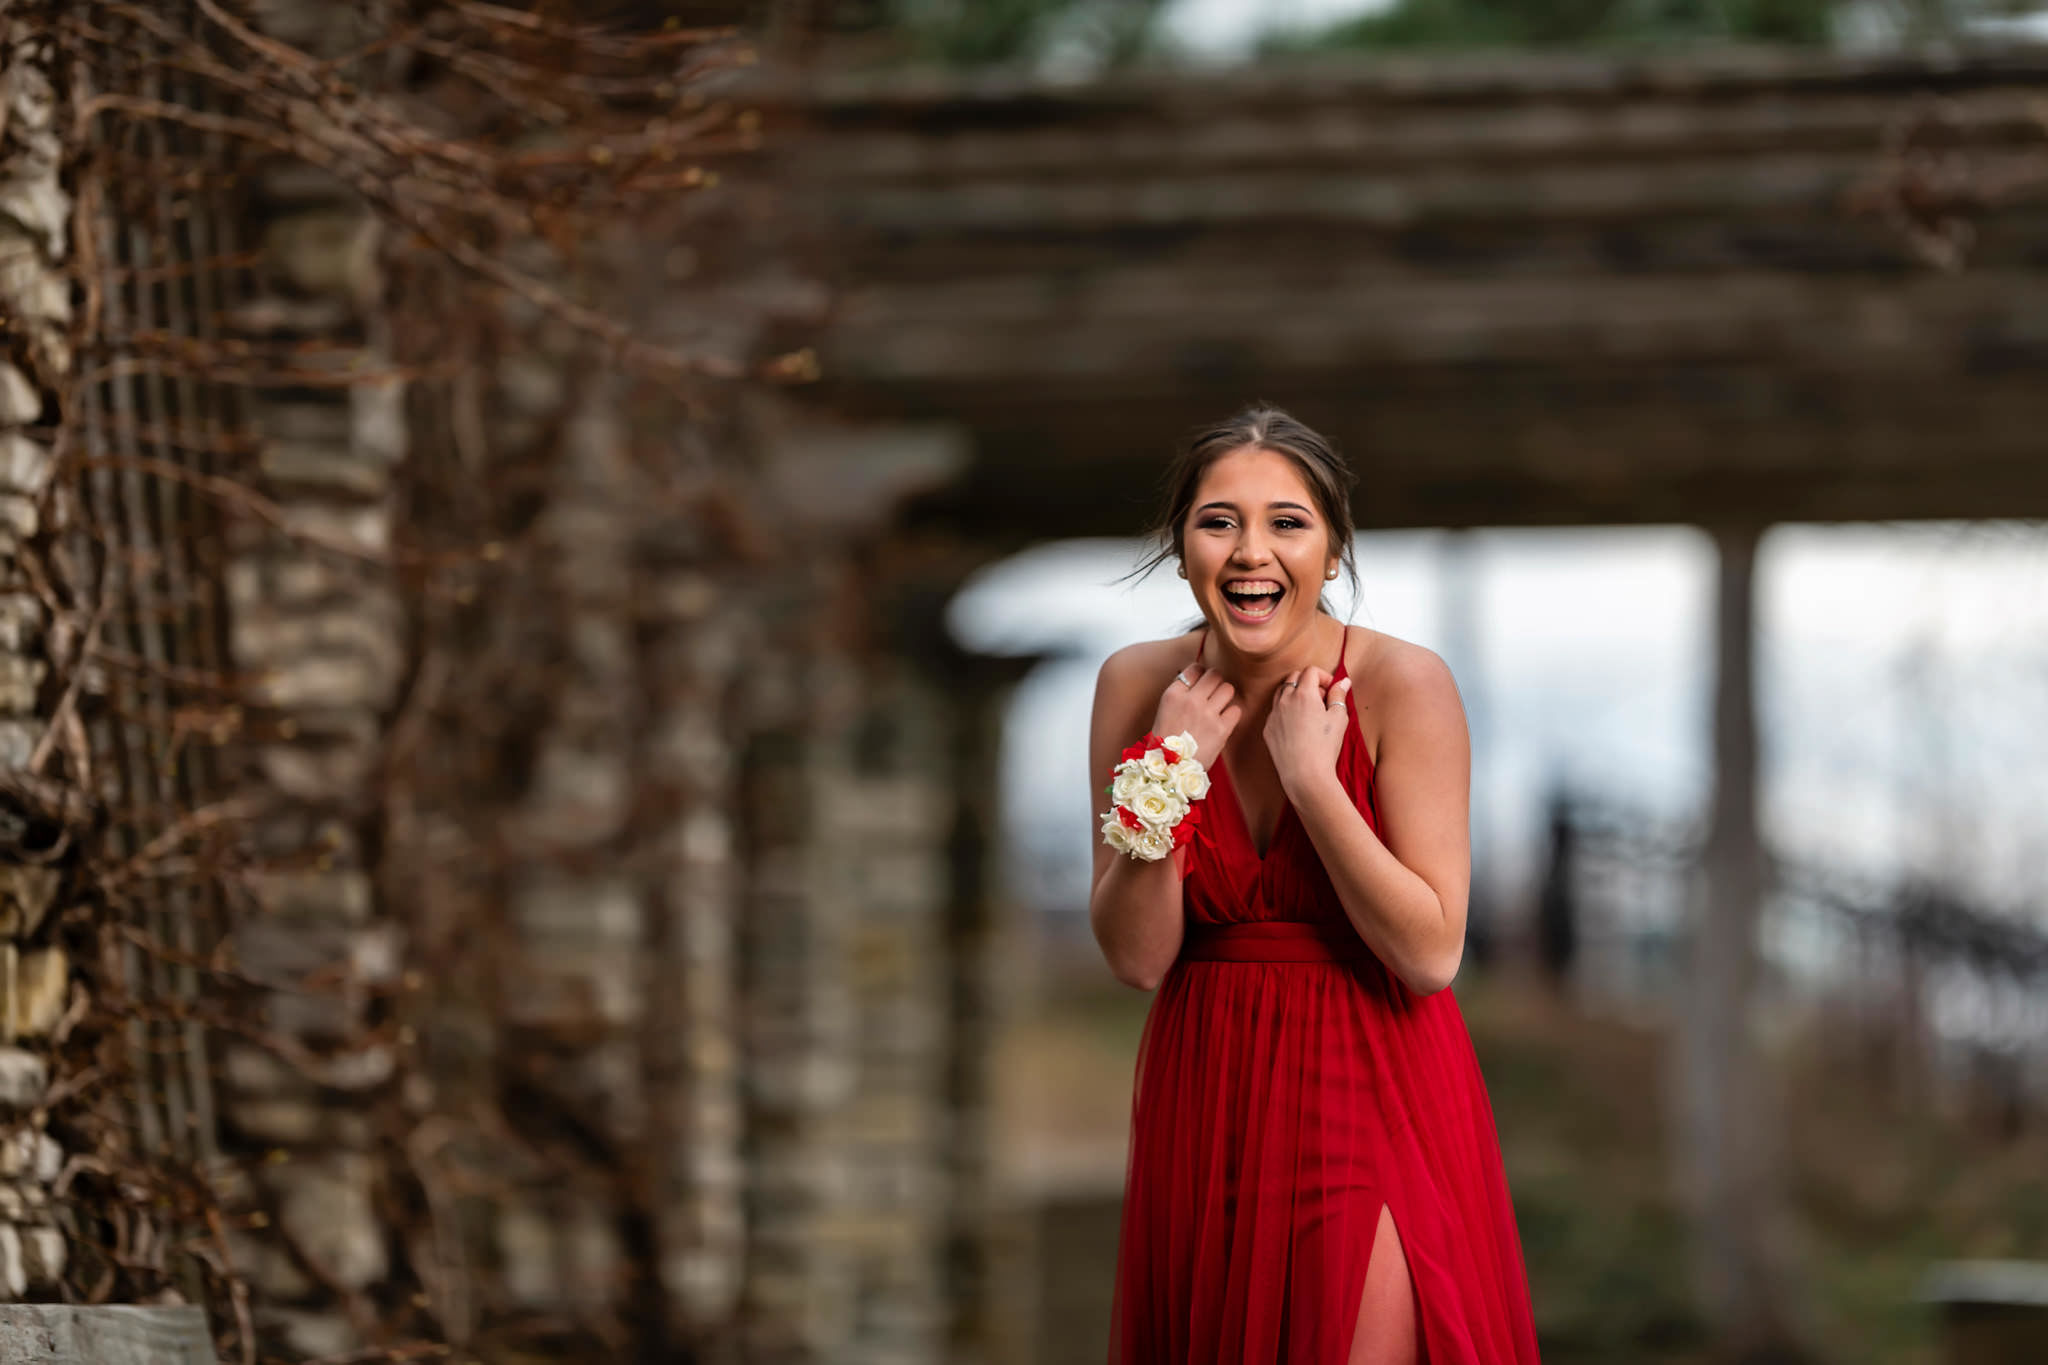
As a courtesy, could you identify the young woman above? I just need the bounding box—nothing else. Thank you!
[1090,407,1541,1365]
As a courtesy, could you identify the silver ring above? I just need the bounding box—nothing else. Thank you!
[1286,680,1298,689]
[1176,670,1194,688]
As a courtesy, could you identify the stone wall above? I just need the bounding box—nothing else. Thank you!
[1,6,1012,1360]
[0,1,73,1300]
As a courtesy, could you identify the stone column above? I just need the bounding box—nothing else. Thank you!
[631,525,749,1350]
[0,1,73,1300]
[484,378,642,1331]
[1676,522,1807,1361]
[734,413,970,1364]
[216,106,405,1365]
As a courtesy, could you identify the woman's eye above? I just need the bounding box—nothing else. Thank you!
[1198,517,1233,529]
[1274,518,1304,530]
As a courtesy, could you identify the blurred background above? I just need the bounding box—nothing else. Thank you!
[10,2,2048,1364]
[786,4,2048,1364]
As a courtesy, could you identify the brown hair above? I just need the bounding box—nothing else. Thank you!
[1131,404,1360,614]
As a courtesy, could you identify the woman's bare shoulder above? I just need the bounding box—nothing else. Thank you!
[1095,630,1205,707]
[1353,628,1454,693]
[1348,628,1462,757]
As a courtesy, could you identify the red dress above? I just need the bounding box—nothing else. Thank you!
[1109,626,1541,1364]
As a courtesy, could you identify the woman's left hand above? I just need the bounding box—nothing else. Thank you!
[1264,666,1353,800]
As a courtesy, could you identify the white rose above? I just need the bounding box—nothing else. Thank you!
[1139,747,1173,781]
[1130,786,1188,830]
[1100,810,1136,853]
[1111,766,1148,806]
[1165,731,1199,761]
[1132,825,1174,860]
[1170,759,1209,801]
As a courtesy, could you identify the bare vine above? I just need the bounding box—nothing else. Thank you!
[12,2,787,1360]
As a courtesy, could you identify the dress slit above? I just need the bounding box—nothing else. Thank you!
[1349,1201,1424,1365]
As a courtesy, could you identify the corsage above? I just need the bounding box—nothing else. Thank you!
[1100,730,1210,861]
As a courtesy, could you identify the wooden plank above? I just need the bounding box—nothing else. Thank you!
[0,1306,217,1365]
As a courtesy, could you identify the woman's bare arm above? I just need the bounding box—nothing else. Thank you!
[1086,646,1190,991]
[1287,645,1471,996]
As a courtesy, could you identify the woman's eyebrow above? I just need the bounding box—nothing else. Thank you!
[1194,500,1313,514]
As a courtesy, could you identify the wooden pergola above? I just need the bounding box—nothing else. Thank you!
[773,47,2048,541]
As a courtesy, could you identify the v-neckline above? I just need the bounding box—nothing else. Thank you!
[1214,752,1292,863]
[1196,622,1352,865]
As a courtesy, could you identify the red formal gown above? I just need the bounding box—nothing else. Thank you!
[1109,627,1541,1364]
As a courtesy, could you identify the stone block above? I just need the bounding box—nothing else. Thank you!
[261,989,362,1047]
[0,1128,61,1184]
[0,1048,45,1108]
[224,295,350,337]
[0,434,50,495]
[271,1154,387,1291]
[0,239,68,321]
[224,1098,329,1145]
[0,365,39,424]
[222,1227,314,1300]
[500,947,643,1031]
[350,377,406,465]
[222,1044,312,1099]
[276,502,390,558]
[4,947,67,1038]
[0,177,69,263]
[0,592,41,651]
[253,161,357,209]
[18,1224,62,1286]
[0,1225,25,1299]
[256,740,376,801]
[234,917,399,985]
[0,493,37,539]
[0,719,34,769]
[0,654,44,713]
[0,1178,43,1219]
[261,210,374,298]
[241,867,372,922]
[0,866,59,938]
[252,652,395,711]
[232,602,402,677]
[3,59,56,134]
[497,1202,557,1308]
[258,1307,357,1360]
[511,875,641,944]
[258,441,388,498]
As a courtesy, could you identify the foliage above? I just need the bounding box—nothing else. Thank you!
[1265,0,1849,52]
[876,0,1166,69]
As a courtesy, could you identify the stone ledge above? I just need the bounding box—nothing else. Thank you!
[0,1305,216,1364]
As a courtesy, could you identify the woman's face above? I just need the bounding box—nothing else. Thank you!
[1180,445,1339,658]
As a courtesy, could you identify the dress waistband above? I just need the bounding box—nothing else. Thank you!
[1179,921,1370,964]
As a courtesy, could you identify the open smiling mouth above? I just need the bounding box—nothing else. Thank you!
[1222,581,1285,621]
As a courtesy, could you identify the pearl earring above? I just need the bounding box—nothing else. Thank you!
[1325,568,1338,580]
[1177,563,1187,579]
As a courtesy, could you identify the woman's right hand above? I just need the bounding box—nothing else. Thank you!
[1150,661,1241,767]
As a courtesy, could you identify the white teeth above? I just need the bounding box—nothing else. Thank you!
[1224,581,1283,596]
